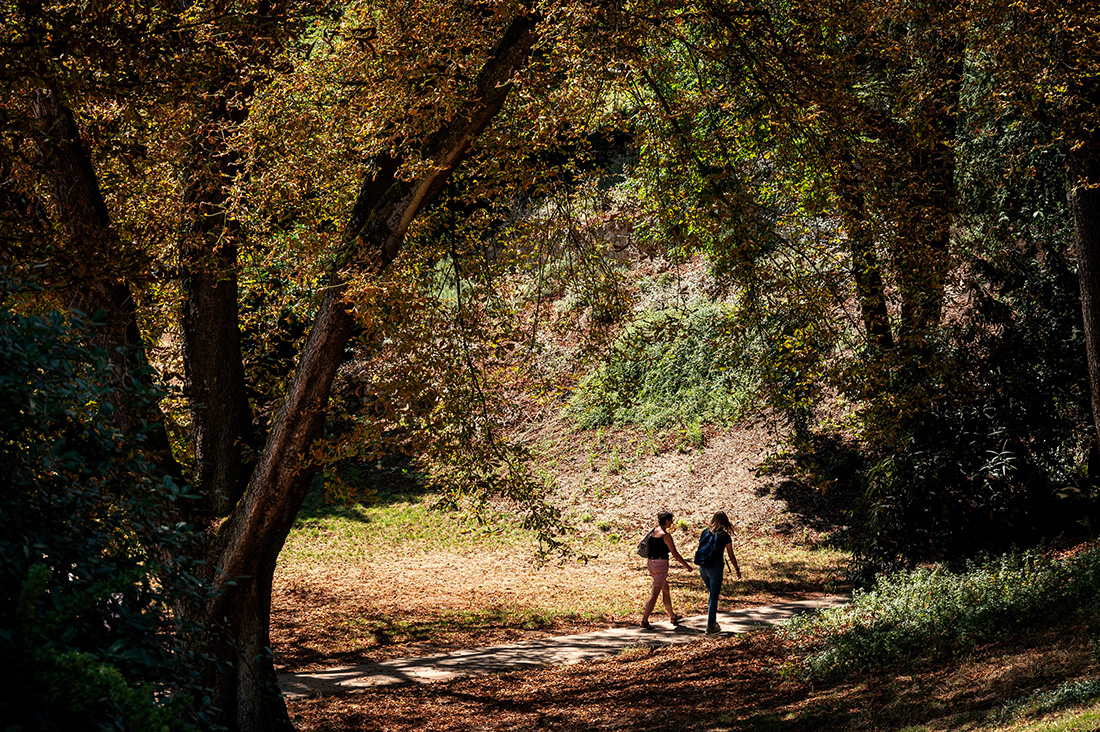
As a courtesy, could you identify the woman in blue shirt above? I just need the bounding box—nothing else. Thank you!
[696,511,742,633]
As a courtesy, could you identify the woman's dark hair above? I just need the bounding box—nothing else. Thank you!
[657,511,674,527]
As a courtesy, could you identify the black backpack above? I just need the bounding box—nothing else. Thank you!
[694,529,721,566]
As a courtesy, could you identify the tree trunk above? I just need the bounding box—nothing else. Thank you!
[836,163,893,349]
[894,26,962,343]
[203,282,354,731]
[199,10,541,730]
[28,89,180,474]
[1070,79,1100,462]
[179,83,256,517]
[1077,180,1100,453]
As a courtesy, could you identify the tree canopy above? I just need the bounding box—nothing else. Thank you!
[4,0,1100,729]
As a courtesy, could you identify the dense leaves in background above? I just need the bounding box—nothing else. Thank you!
[843,249,1095,575]
[833,0,1100,573]
[0,292,212,731]
[590,0,1100,575]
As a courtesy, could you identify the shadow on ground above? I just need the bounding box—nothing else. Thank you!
[285,617,1100,732]
[297,455,431,524]
[757,432,864,537]
[275,604,606,672]
[279,598,850,699]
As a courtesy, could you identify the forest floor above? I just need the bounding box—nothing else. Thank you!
[270,415,848,672]
[283,622,1099,732]
[271,415,1100,731]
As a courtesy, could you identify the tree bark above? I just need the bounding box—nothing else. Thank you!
[28,89,180,474]
[893,17,962,343]
[1073,175,1100,452]
[179,82,256,517]
[1070,78,1100,462]
[836,162,893,349]
[198,10,541,730]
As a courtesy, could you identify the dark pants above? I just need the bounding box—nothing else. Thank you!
[699,564,723,627]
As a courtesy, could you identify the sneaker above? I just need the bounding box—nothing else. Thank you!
[705,623,722,634]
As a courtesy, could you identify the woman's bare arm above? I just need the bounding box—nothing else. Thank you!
[664,533,693,570]
[726,543,742,579]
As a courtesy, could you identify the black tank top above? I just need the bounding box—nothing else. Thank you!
[647,531,669,560]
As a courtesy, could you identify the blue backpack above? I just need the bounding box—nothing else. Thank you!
[694,529,722,566]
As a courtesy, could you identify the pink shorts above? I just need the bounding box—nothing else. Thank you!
[647,559,670,589]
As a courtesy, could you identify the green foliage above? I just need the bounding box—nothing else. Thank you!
[567,299,760,429]
[956,81,1071,253]
[678,421,705,451]
[757,309,837,443]
[621,30,783,280]
[21,647,187,732]
[997,680,1100,725]
[238,240,322,428]
[0,294,211,731]
[727,2,1097,578]
[606,445,623,474]
[782,546,1100,682]
[844,248,1095,574]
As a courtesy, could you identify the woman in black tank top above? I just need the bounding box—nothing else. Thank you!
[640,511,694,629]
[647,533,670,560]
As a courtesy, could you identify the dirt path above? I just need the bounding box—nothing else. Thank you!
[278,596,849,699]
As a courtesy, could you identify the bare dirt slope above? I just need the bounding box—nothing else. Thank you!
[528,416,800,535]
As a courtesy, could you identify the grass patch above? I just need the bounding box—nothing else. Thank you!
[999,702,1100,732]
[995,680,1100,726]
[280,475,538,568]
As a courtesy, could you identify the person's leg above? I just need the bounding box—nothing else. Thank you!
[699,565,723,629]
[642,559,669,625]
[661,580,676,620]
[642,585,661,623]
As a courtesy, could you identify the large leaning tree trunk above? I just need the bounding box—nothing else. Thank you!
[27,89,180,474]
[196,10,541,730]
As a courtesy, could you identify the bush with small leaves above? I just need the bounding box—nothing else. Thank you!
[782,546,1100,682]
[0,294,214,731]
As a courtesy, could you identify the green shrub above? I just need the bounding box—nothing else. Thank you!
[996,679,1100,723]
[567,299,760,429]
[783,546,1100,682]
[0,297,212,730]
